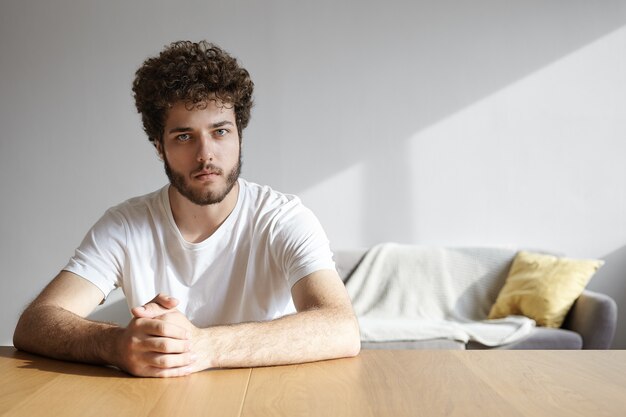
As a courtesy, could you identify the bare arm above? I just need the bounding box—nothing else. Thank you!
[145,269,361,371]
[13,271,194,377]
[13,271,118,363]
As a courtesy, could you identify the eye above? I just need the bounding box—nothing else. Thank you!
[215,129,228,137]
[176,133,191,142]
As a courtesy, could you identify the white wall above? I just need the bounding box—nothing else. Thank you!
[2,0,625,347]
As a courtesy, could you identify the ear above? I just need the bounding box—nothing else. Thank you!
[154,139,164,160]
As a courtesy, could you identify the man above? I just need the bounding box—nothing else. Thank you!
[13,41,360,377]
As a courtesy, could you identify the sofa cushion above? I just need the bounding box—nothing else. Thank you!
[488,251,604,327]
[343,244,534,346]
[467,327,582,350]
[361,328,582,350]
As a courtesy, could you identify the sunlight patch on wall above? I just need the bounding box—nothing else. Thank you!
[406,26,626,257]
[299,26,626,256]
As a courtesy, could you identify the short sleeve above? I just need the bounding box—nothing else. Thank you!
[269,200,336,287]
[63,209,127,299]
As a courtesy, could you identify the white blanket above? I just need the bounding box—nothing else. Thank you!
[344,243,535,346]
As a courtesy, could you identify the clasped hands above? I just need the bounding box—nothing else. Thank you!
[115,294,205,377]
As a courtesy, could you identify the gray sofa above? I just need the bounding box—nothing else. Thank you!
[334,248,618,350]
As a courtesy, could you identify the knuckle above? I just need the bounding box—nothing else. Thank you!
[155,339,168,352]
[122,336,139,354]
[156,322,166,334]
[125,362,144,376]
[164,339,179,353]
[154,356,165,367]
[157,355,172,368]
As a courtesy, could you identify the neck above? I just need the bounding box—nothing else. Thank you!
[168,181,240,243]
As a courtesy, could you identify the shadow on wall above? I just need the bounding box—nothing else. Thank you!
[589,245,626,349]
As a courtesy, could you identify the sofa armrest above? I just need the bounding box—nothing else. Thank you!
[562,289,617,349]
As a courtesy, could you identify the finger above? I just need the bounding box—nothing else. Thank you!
[146,293,179,309]
[139,318,191,340]
[133,293,179,318]
[143,336,191,354]
[132,293,179,318]
[144,351,196,370]
[128,363,193,378]
[149,365,194,378]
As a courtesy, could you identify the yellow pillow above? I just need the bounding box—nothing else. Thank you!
[488,251,604,327]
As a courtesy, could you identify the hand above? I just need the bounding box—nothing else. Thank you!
[113,294,195,377]
[155,310,210,373]
[155,309,195,331]
[131,293,179,319]
[113,315,195,378]
[126,293,210,374]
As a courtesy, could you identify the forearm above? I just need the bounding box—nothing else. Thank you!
[14,274,194,378]
[13,303,121,366]
[196,306,361,369]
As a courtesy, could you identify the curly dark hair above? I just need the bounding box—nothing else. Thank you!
[132,40,254,144]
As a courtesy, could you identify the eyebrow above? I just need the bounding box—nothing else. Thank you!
[168,121,234,134]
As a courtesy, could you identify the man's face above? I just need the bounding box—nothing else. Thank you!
[158,100,241,206]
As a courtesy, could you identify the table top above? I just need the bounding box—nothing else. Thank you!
[1,346,625,417]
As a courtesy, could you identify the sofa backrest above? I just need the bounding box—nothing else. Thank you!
[333,246,521,319]
[334,248,369,282]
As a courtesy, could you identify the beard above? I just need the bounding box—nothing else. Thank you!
[163,152,241,206]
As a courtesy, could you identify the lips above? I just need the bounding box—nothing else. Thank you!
[195,170,219,177]
[192,166,223,180]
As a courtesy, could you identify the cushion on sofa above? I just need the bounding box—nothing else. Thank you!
[334,246,617,350]
[488,251,604,327]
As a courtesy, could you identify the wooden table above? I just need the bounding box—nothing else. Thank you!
[1,347,625,416]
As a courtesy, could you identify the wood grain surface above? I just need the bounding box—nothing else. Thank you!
[1,347,625,416]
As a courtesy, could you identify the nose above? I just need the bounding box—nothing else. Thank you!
[196,132,214,163]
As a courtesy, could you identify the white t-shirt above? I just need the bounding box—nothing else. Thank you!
[64,179,336,327]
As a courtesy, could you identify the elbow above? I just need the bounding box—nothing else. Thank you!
[13,312,29,351]
[13,303,42,352]
[324,307,361,359]
[343,312,362,358]
[346,338,361,358]
[13,333,25,352]
[350,322,361,357]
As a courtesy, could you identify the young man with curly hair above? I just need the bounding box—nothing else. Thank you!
[13,41,360,377]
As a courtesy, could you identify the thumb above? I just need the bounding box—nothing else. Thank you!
[131,293,179,318]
